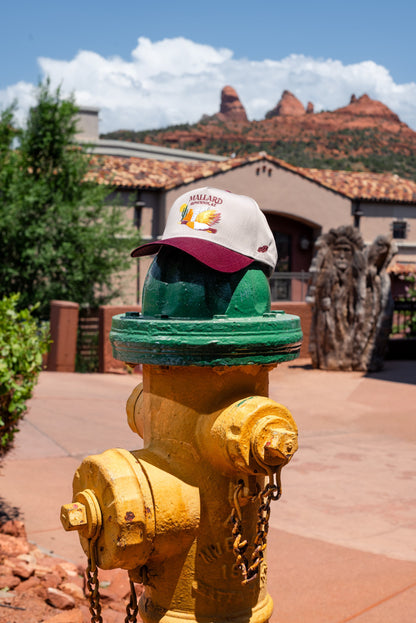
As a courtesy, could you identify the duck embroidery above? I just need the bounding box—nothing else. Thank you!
[179,203,221,234]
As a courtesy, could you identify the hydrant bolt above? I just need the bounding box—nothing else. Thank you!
[261,429,298,463]
[60,502,87,531]
[60,488,102,541]
[251,415,298,468]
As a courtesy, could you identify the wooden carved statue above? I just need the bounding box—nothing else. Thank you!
[361,235,398,370]
[307,226,397,371]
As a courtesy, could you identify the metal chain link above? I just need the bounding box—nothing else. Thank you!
[86,541,103,623]
[230,474,281,585]
[124,580,139,623]
[86,539,139,623]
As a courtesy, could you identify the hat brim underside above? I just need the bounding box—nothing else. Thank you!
[130,237,254,273]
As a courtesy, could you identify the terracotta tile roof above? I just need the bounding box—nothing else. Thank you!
[86,152,416,204]
[388,262,416,275]
[291,166,416,203]
[85,153,257,190]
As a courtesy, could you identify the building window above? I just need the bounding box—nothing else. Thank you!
[392,220,407,239]
[270,232,292,300]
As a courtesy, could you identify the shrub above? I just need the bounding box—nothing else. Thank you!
[392,275,416,338]
[0,294,50,456]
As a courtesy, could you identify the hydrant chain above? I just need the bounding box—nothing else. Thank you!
[231,476,280,585]
[125,580,139,623]
[85,539,139,623]
[86,540,103,623]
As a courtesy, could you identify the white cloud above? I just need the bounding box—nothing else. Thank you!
[2,36,416,132]
[0,81,37,126]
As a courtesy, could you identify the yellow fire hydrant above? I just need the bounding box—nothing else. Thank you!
[61,188,301,623]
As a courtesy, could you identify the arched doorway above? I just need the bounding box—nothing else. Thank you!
[266,213,320,301]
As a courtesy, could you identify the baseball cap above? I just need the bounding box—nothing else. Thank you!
[131,187,277,273]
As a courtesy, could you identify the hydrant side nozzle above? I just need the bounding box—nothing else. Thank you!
[197,395,298,476]
[72,449,156,570]
[126,382,144,437]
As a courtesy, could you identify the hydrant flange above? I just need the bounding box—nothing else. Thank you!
[110,311,302,367]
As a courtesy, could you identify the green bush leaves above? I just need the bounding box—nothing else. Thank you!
[0,294,50,456]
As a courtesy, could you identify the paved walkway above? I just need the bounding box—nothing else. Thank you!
[1,361,415,622]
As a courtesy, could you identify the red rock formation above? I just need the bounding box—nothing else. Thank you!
[266,90,306,119]
[335,94,400,122]
[120,87,416,170]
[306,101,314,114]
[217,86,248,123]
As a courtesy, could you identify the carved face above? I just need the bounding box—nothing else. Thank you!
[370,238,390,268]
[332,240,353,272]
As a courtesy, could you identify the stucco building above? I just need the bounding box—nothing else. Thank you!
[78,110,416,304]
[89,153,416,303]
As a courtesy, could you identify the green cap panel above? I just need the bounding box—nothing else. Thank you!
[142,248,271,319]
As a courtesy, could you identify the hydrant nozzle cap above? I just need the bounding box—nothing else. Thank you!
[60,489,102,540]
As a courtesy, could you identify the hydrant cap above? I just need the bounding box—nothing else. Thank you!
[131,187,277,275]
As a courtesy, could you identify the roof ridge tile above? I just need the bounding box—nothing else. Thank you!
[87,153,416,203]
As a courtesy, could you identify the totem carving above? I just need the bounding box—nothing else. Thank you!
[307,226,397,371]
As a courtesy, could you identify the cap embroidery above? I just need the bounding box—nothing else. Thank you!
[257,245,269,253]
[179,203,221,234]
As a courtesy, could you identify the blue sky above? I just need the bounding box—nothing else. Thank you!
[3,0,416,131]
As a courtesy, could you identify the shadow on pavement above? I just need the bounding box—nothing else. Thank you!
[0,496,21,523]
[288,362,313,370]
[365,360,416,385]
[287,358,415,385]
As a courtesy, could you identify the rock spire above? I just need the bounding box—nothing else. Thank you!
[217,86,248,123]
[265,90,306,119]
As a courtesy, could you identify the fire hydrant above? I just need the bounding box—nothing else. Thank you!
[61,188,301,623]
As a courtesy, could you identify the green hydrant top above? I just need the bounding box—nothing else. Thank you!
[110,248,302,367]
[142,247,271,319]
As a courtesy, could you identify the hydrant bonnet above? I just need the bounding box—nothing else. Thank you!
[112,188,302,366]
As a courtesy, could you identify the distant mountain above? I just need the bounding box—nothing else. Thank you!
[102,87,416,181]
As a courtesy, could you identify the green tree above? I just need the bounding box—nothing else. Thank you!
[0,81,138,318]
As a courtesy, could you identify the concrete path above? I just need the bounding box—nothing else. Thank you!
[1,361,415,622]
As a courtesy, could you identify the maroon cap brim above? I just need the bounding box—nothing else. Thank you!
[131,237,254,273]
